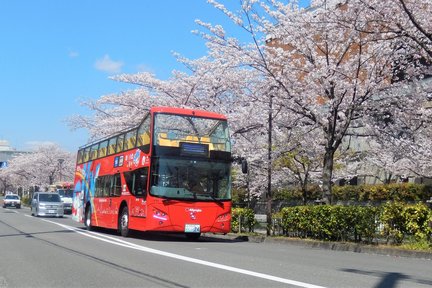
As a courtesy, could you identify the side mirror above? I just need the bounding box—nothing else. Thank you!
[241,159,248,174]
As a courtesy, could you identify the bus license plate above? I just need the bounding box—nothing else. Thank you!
[185,224,200,233]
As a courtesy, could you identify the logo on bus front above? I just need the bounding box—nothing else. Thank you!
[186,208,202,220]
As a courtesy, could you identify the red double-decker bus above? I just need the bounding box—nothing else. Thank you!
[72,106,234,239]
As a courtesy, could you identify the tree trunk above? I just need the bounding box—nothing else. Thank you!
[322,149,335,204]
[301,174,308,205]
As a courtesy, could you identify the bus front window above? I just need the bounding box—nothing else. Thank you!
[153,114,231,153]
[150,158,231,201]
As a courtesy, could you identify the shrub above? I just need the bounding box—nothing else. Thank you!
[21,196,31,206]
[231,208,257,233]
[279,205,380,243]
[378,201,432,244]
[273,185,322,202]
[378,201,405,244]
[332,183,432,202]
[401,202,432,242]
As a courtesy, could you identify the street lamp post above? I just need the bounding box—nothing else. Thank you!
[58,158,64,182]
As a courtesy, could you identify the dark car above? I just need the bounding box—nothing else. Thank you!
[2,194,21,209]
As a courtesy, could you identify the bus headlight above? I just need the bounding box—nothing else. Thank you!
[153,209,168,221]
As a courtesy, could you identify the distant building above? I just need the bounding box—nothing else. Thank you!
[0,140,27,168]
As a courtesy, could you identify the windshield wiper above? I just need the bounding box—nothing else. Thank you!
[197,194,224,206]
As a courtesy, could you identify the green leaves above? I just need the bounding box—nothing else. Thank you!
[277,203,431,246]
[231,208,258,233]
[381,201,432,244]
[332,183,432,202]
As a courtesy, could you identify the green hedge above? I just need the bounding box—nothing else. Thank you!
[381,202,432,244]
[269,183,432,203]
[231,208,258,233]
[277,202,432,245]
[21,196,31,206]
[273,185,322,201]
[332,183,432,202]
[278,205,380,242]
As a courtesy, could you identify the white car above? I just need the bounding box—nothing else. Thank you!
[2,194,21,209]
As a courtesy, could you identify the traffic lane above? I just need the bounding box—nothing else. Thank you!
[31,217,432,288]
[1,209,320,288]
[4,210,328,287]
[38,220,319,288]
[3,208,432,288]
[131,234,432,288]
[1,209,196,287]
[82,227,432,288]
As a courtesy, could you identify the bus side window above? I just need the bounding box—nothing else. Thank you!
[98,140,108,158]
[107,137,117,155]
[83,147,90,162]
[124,130,137,151]
[137,116,150,153]
[95,177,103,197]
[90,143,99,160]
[135,168,148,197]
[77,149,83,164]
[102,176,111,197]
[113,173,121,196]
[116,134,125,153]
[124,168,148,198]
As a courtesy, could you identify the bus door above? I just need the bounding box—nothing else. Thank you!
[108,173,122,227]
[124,167,149,218]
[95,173,121,228]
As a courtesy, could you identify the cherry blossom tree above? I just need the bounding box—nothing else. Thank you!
[348,0,432,179]
[0,144,75,192]
[69,0,432,211]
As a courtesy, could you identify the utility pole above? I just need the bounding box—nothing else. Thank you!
[266,93,273,236]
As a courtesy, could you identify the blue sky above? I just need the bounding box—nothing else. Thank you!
[0,0,309,153]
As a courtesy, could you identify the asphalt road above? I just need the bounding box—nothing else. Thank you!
[1,206,431,288]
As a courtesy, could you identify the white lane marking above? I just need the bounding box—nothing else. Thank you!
[38,219,326,288]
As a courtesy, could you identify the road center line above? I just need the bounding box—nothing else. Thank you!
[42,219,326,288]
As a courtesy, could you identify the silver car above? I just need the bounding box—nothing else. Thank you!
[31,192,64,217]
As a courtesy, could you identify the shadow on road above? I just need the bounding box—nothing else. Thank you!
[81,226,245,243]
[341,268,432,288]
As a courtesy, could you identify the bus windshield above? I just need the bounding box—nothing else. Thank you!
[150,157,231,201]
[153,114,231,152]
[57,189,73,198]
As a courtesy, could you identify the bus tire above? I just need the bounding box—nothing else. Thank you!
[119,206,130,237]
[85,206,93,231]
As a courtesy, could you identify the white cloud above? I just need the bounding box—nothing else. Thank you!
[136,63,154,74]
[94,54,124,74]
[68,50,79,58]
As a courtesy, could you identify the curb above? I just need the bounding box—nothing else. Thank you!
[203,233,432,260]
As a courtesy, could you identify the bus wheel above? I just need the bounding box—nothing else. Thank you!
[119,206,130,237]
[185,233,201,240]
[85,207,93,231]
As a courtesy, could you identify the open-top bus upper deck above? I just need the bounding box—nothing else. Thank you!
[76,106,231,165]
